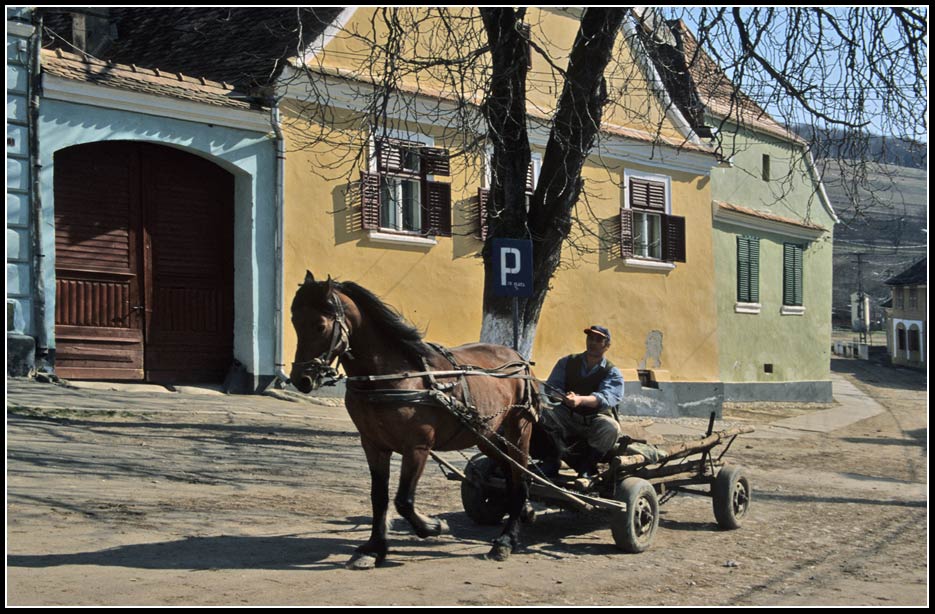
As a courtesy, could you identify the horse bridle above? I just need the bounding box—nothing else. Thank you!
[291,292,353,390]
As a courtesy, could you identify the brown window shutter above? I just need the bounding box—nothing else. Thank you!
[421,147,450,176]
[377,140,403,172]
[630,178,666,212]
[663,214,686,262]
[359,171,381,230]
[478,187,490,241]
[619,207,634,258]
[424,180,452,236]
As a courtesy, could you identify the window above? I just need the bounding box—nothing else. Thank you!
[762,154,771,181]
[895,288,904,309]
[620,174,686,263]
[782,243,804,306]
[908,327,920,352]
[908,287,918,309]
[736,235,760,303]
[360,138,451,237]
[477,157,539,241]
[897,325,907,350]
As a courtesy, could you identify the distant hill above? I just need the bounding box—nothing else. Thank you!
[790,124,926,170]
[783,124,927,329]
[820,162,927,327]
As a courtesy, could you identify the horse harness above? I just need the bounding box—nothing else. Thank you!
[347,342,538,430]
[291,293,537,448]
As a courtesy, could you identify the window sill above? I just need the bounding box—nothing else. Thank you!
[622,258,675,272]
[366,230,437,247]
[781,305,806,316]
[734,302,761,314]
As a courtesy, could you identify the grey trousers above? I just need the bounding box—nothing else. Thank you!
[539,404,622,456]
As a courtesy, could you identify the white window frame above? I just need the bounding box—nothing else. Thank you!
[367,130,438,245]
[484,148,542,204]
[622,169,675,270]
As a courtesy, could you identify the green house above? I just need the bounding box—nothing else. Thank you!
[645,18,839,402]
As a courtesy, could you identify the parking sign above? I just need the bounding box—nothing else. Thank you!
[492,238,533,297]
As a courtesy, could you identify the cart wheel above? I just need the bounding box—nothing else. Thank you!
[611,477,659,553]
[461,454,507,525]
[712,465,751,530]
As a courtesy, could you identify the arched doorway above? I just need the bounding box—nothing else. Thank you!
[53,141,234,383]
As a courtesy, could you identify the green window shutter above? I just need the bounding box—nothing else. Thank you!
[749,237,760,303]
[783,243,804,306]
[737,237,750,302]
[737,236,759,303]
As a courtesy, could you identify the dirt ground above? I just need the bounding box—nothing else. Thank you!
[6,356,928,606]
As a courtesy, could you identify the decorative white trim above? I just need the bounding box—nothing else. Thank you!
[713,202,826,241]
[297,7,358,65]
[42,74,272,133]
[734,302,762,314]
[892,318,925,361]
[366,230,437,247]
[622,258,675,272]
[781,305,806,316]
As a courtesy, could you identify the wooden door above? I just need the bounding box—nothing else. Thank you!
[53,142,234,382]
[142,144,234,383]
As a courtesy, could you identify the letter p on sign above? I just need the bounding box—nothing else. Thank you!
[500,248,521,287]
[492,238,533,297]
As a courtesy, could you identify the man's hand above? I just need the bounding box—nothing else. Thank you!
[563,392,601,412]
[562,392,581,409]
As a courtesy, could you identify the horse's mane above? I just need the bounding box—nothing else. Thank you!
[301,279,434,365]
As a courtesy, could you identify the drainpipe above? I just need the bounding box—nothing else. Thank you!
[270,102,291,386]
[29,11,50,372]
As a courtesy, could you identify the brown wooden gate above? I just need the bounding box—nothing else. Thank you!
[54,141,234,383]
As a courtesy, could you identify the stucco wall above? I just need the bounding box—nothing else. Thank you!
[280,109,719,386]
[710,126,836,392]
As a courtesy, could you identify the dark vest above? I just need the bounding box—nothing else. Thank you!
[564,353,615,396]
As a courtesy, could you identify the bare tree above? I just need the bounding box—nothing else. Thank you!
[280,7,927,352]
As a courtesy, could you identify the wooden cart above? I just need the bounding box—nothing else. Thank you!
[433,413,754,553]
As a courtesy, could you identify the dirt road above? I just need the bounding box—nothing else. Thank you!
[6,357,927,606]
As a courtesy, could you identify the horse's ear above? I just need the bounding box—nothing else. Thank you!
[304,270,316,285]
[324,275,335,297]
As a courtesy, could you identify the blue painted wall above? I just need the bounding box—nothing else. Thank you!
[37,98,278,384]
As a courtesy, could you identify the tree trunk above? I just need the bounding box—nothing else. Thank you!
[479,8,628,357]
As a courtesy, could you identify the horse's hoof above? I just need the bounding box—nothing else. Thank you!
[427,518,449,537]
[346,552,382,570]
[485,536,515,561]
[485,542,512,562]
[413,517,448,538]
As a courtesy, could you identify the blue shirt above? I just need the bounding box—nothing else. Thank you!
[546,353,625,410]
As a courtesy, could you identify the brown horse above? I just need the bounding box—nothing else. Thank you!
[289,272,537,569]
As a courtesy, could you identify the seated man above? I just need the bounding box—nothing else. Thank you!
[537,325,624,478]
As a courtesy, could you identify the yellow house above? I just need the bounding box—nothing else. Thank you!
[278,8,721,416]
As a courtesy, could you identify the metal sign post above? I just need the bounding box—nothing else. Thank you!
[491,239,533,351]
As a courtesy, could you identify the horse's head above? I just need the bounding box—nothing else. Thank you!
[289,270,352,393]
